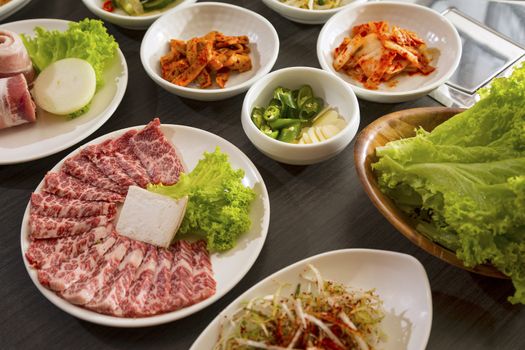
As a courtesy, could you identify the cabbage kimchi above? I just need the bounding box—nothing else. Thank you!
[333,21,437,89]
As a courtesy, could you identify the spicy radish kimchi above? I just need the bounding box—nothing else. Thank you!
[160,31,252,89]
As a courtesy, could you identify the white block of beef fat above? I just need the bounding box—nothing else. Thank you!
[116,186,187,248]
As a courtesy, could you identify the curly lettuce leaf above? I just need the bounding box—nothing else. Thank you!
[21,18,118,89]
[373,62,525,303]
[148,148,256,252]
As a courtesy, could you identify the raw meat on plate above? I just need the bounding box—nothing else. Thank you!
[25,225,113,270]
[0,74,36,130]
[43,172,125,203]
[0,30,35,82]
[30,193,117,219]
[129,118,186,185]
[63,154,128,195]
[29,214,114,240]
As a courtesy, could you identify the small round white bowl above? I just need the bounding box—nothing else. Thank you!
[317,1,462,103]
[140,2,279,101]
[242,67,360,165]
[262,0,367,25]
[81,0,196,30]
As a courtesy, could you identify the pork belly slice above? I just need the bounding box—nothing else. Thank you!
[26,225,112,269]
[0,30,35,82]
[121,245,159,317]
[29,214,114,240]
[61,237,130,305]
[112,130,151,188]
[30,193,117,219]
[43,172,125,203]
[63,154,128,195]
[190,240,216,304]
[166,240,195,311]
[86,240,147,316]
[82,140,137,188]
[38,234,117,292]
[140,248,174,316]
[129,118,186,185]
[0,73,36,130]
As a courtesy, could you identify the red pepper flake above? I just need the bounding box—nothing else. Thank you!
[102,0,114,12]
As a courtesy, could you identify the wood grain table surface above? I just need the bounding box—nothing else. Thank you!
[0,0,523,349]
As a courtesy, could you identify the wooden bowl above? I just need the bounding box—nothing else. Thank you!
[354,107,508,279]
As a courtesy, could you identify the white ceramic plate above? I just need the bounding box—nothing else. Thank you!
[141,2,279,101]
[0,19,128,165]
[0,0,30,22]
[20,123,270,327]
[317,1,462,103]
[191,249,432,350]
[82,0,197,30]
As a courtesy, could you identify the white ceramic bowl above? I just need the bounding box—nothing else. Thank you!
[317,1,462,103]
[262,0,367,25]
[81,0,196,30]
[140,2,279,101]
[191,249,433,350]
[242,67,360,165]
[0,0,31,22]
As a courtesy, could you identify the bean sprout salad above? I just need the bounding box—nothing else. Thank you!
[215,264,386,349]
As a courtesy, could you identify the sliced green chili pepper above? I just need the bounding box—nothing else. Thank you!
[251,106,265,129]
[277,122,301,143]
[269,98,281,108]
[317,0,325,5]
[269,118,300,130]
[297,85,314,108]
[261,125,279,139]
[292,89,299,102]
[263,105,281,122]
[299,97,323,120]
[273,87,297,109]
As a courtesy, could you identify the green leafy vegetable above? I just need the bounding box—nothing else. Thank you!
[68,103,91,119]
[372,63,525,304]
[250,84,326,143]
[148,148,256,252]
[21,18,118,89]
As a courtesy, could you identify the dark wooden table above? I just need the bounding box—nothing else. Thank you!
[1,0,523,349]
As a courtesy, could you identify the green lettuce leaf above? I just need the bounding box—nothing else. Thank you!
[373,62,525,303]
[21,18,118,88]
[148,148,256,252]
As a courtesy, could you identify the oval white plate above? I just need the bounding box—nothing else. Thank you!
[0,0,31,22]
[317,1,461,103]
[141,2,279,101]
[20,123,270,327]
[0,19,128,165]
[191,249,432,350]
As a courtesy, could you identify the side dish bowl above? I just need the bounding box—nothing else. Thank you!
[261,0,366,25]
[0,0,31,22]
[242,67,360,165]
[354,107,507,278]
[81,0,197,30]
[140,2,279,101]
[317,1,462,103]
